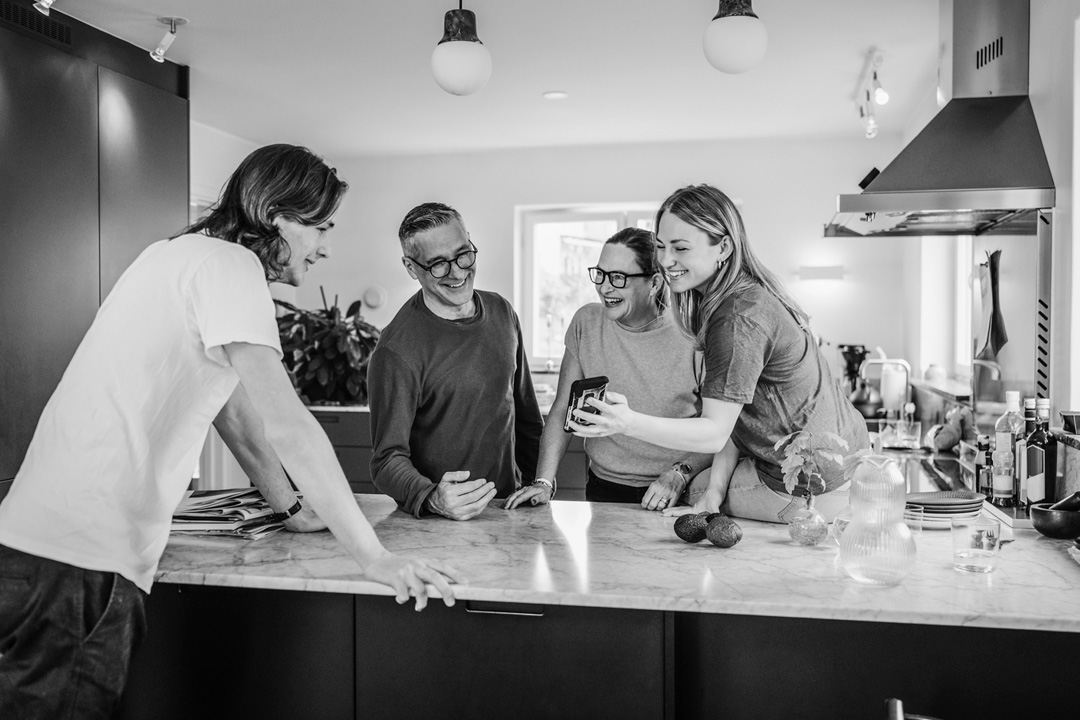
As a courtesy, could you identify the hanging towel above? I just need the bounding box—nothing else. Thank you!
[976,249,1008,360]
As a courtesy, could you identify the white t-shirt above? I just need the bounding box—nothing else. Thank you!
[0,234,281,593]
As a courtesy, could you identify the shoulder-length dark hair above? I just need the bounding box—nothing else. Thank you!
[655,184,808,346]
[177,144,348,281]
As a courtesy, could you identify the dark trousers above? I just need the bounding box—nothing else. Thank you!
[0,543,147,719]
[585,468,649,504]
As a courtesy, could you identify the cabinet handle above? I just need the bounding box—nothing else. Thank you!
[313,415,340,424]
[464,601,545,617]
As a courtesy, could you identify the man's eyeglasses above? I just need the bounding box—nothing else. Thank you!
[408,243,478,278]
[588,266,652,289]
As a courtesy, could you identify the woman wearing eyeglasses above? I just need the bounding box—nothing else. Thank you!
[505,227,711,511]
[563,185,869,524]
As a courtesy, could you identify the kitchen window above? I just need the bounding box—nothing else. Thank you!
[519,205,657,367]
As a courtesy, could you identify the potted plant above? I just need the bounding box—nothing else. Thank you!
[774,430,850,545]
[274,288,381,406]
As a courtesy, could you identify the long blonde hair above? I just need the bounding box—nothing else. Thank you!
[655,184,809,347]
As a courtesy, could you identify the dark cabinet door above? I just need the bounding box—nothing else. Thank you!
[0,28,100,480]
[98,66,190,302]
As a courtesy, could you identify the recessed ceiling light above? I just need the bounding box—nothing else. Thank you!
[542,91,569,100]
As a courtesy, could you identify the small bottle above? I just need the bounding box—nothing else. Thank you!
[976,435,993,497]
[991,449,1015,508]
[994,391,1024,504]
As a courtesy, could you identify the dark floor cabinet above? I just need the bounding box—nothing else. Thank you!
[0,7,189,481]
[311,408,589,499]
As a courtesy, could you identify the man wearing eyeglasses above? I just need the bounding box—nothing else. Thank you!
[367,202,544,520]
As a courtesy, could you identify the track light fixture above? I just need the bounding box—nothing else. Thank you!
[702,0,768,74]
[431,2,492,96]
[33,0,55,16]
[149,17,186,64]
[854,48,887,139]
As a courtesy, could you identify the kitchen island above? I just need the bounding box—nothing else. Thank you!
[120,496,1079,720]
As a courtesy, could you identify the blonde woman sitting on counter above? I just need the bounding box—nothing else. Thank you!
[505,228,712,511]
[565,185,869,523]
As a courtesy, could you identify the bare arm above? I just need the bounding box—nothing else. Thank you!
[504,355,583,509]
[570,393,743,455]
[222,341,462,609]
[213,385,326,531]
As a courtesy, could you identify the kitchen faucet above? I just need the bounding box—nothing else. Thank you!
[858,358,911,417]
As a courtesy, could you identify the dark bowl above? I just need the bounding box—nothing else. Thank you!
[1029,502,1080,540]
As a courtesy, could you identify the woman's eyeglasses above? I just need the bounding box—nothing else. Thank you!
[588,266,652,289]
[408,243,478,278]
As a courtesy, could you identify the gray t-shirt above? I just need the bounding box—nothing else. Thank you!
[565,304,712,487]
[699,284,869,492]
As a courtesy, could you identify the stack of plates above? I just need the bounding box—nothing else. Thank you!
[905,490,986,530]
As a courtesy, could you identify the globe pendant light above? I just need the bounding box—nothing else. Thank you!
[702,0,768,74]
[431,3,492,96]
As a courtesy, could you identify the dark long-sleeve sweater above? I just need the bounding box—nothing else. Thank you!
[367,290,543,517]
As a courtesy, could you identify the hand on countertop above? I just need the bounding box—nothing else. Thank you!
[282,504,328,533]
[426,471,496,521]
[662,485,724,519]
[363,550,464,611]
[503,483,552,509]
[641,470,687,512]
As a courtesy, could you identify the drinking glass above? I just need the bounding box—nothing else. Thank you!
[951,515,1001,573]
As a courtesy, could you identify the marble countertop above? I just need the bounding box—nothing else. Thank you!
[156,495,1080,633]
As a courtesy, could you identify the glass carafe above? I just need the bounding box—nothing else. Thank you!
[839,454,916,586]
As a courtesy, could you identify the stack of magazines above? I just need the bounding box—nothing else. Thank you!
[171,488,288,539]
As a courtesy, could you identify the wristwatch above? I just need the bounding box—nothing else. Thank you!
[269,498,303,523]
[532,477,556,499]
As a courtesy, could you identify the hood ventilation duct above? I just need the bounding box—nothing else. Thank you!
[825,0,1054,237]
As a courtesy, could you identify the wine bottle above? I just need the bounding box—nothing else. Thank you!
[1025,399,1055,507]
[993,391,1024,501]
[1015,398,1036,507]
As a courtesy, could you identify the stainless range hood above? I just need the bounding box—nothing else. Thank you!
[825,0,1055,237]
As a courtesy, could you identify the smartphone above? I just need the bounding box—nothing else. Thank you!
[563,376,609,432]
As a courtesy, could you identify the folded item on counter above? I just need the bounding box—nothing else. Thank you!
[171,488,287,539]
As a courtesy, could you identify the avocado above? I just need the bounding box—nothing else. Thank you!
[706,515,743,548]
[674,513,709,543]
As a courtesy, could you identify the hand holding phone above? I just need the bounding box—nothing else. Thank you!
[563,375,609,432]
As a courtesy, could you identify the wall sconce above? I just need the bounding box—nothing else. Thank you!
[431,2,492,96]
[33,0,55,16]
[854,48,886,139]
[703,0,768,74]
[149,17,186,64]
[798,265,846,281]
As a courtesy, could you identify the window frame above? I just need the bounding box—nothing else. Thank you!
[517,204,658,368]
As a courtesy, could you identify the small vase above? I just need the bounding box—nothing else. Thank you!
[787,494,830,546]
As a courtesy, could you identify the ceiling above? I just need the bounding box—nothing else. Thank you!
[59,0,940,158]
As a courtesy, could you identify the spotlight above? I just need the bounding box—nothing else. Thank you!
[872,71,889,105]
[33,0,54,16]
[702,0,768,74]
[431,2,492,96]
[149,17,186,64]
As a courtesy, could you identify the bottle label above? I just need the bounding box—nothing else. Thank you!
[1015,438,1027,498]
[992,470,1013,496]
[1027,447,1046,504]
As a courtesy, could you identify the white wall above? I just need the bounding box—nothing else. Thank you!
[287,135,912,373]
[1031,1,1080,412]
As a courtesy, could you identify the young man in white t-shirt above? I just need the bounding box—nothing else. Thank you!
[0,144,461,718]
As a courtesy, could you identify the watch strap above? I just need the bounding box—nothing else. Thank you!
[532,477,556,499]
[269,498,303,523]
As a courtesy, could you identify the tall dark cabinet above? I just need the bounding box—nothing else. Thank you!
[0,2,189,480]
